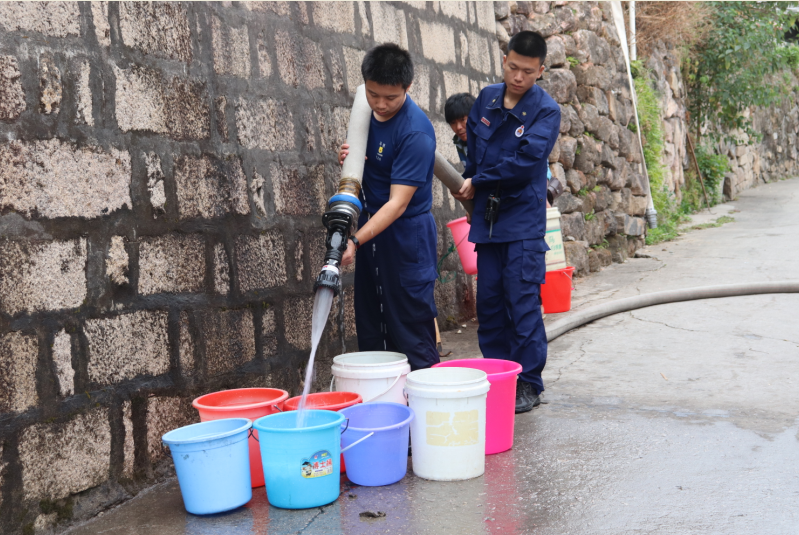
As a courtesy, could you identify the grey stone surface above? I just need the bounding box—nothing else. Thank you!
[174,155,249,219]
[419,20,456,64]
[537,68,575,104]
[261,307,278,357]
[107,236,129,286]
[0,54,25,120]
[201,308,256,376]
[211,16,251,78]
[119,2,192,62]
[212,243,230,295]
[19,408,110,501]
[271,162,326,216]
[114,66,209,139]
[284,296,314,350]
[275,30,326,90]
[342,46,366,94]
[38,52,61,115]
[0,331,38,414]
[85,310,170,385]
[146,397,197,462]
[0,238,87,315]
[138,234,205,295]
[0,1,80,37]
[466,30,492,74]
[564,240,589,276]
[122,400,134,477]
[235,232,287,293]
[144,152,166,216]
[53,329,74,397]
[544,35,566,68]
[371,2,408,48]
[312,2,355,34]
[561,211,586,241]
[76,60,93,125]
[235,98,295,151]
[91,2,111,47]
[0,139,131,219]
[554,191,582,214]
[178,312,195,379]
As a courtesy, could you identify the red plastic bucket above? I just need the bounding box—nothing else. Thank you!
[446,216,477,275]
[192,388,288,488]
[432,359,522,454]
[284,391,362,473]
[541,266,575,313]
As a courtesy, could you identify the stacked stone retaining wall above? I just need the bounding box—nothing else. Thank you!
[0,2,499,532]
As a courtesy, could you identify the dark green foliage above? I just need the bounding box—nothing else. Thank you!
[685,2,798,143]
[694,144,731,203]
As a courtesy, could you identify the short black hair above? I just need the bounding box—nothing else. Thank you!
[444,93,476,124]
[507,31,547,63]
[361,43,414,89]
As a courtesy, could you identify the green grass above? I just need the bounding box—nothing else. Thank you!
[691,215,735,230]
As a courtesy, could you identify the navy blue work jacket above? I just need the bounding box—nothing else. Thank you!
[464,83,561,244]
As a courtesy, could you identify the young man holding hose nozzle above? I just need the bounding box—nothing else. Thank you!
[338,44,440,372]
[454,31,561,413]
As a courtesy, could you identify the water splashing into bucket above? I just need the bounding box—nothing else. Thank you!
[296,287,335,428]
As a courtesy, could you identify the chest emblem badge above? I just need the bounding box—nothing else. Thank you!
[481,117,491,127]
[515,125,525,137]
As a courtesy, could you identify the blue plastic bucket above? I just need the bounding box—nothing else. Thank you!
[253,410,344,509]
[339,402,414,487]
[162,418,253,515]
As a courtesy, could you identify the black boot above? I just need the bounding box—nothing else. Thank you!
[515,380,541,414]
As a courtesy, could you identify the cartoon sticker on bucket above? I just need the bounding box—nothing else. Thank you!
[301,450,334,478]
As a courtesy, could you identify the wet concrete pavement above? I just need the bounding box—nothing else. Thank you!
[65,178,799,534]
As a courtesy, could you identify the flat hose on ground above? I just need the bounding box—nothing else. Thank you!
[545,281,799,342]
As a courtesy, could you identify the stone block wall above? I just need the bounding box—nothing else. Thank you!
[644,45,799,204]
[495,1,650,274]
[719,71,799,199]
[0,2,498,532]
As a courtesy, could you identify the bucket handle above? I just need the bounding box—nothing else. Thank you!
[248,428,259,442]
[341,418,349,435]
[329,375,335,392]
[340,432,375,454]
[362,372,404,403]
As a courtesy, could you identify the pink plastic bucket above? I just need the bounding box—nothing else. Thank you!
[446,217,478,275]
[432,358,522,454]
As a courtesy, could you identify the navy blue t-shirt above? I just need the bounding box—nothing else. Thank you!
[360,95,436,218]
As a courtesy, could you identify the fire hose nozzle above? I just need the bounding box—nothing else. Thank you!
[313,194,362,296]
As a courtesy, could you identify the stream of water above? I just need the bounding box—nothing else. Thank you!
[295,287,335,428]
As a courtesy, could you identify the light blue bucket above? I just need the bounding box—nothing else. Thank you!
[162,418,252,515]
[339,402,414,486]
[253,410,346,509]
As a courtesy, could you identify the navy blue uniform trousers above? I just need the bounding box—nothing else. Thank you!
[476,240,547,394]
[354,212,440,371]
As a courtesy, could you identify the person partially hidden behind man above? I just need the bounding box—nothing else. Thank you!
[454,31,561,413]
[446,92,563,205]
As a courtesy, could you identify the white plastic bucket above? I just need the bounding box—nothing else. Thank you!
[545,207,567,272]
[330,352,411,405]
[404,367,490,481]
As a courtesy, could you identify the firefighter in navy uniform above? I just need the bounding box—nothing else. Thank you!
[454,31,561,413]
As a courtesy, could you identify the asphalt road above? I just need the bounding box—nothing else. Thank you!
[65,177,799,535]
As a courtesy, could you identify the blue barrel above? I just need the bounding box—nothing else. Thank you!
[253,410,344,509]
[339,402,414,486]
[162,418,252,515]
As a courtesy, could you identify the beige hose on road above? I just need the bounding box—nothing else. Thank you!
[546,281,799,342]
